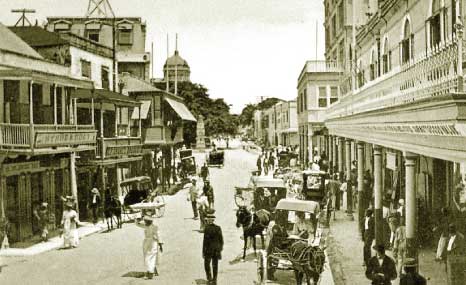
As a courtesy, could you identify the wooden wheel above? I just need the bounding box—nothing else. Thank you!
[257,250,267,284]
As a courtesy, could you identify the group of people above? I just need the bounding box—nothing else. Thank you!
[256,150,278,176]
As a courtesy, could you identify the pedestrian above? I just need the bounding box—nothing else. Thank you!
[327,175,341,217]
[433,207,450,261]
[135,215,163,280]
[203,179,215,209]
[263,153,269,176]
[188,179,199,220]
[198,192,210,232]
[393,219,406,275]
[363,208,375,266]
[201,163,210,182]
[387,214,399,250]
[268,153,275,173]
[61,201,81,249]
[256,155,262,176]
[88,187,101,224]
[340,180,348,212]
[365,244,397,285]
[33,202,50,242]
[399,258,427,285]
[203,210,223,285]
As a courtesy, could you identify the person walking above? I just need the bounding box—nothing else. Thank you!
[399,258,427,285]
[135,215,163,280]
[88,188,101,224]
[203,179,215,209]
[61,201,81,249]
[263,154,269,176]
[268,153,275,173]
[365,244,397,285]
[203,210,223,285]
[198,193,210,232]
[363,208,375,266]
[393,220,406,275]
[256,155,262,176]
[33,202,50,242]
[188,179,199,220]
[201,163,210,182]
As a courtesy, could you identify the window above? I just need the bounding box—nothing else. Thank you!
[297,93,301,113]
[382,37,391,74]
[303,88,307,111]
[101,66,110,90]
[85,29,100,42]
[330,87,338,104]
[370,50,376,81]
[318,87,327,108]
[429,0,442,48]
[81,60,91,78]
[118,29,133,45]
[401,20,413,64]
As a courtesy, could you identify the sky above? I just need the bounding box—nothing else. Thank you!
[0,0,325,114]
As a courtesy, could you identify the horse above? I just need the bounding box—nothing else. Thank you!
[289,240,326,285]
[235,206,270,260]
[110,196,122,229]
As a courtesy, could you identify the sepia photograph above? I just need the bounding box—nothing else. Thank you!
[0,0,464,284]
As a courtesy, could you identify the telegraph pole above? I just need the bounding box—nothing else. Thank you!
[12,9,36,27]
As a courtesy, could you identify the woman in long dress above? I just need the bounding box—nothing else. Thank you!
[135,215,163,280]
[61,201,80,248]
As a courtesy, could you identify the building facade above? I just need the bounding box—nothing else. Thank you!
[274,100,298,147]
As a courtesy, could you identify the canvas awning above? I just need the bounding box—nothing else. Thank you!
[71,88,141,107]
[164,97,197,122]
[131,100,151,119]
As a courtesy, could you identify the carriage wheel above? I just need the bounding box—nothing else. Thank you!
[257,250,267,284]
[153,195,166,218]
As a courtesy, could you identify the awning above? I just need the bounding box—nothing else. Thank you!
[164,97,197,122]
[71,88,141,107]
[131,100,151,119]
[0,69,93,89]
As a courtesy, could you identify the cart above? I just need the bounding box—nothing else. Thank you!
[120,176,166,219]
[207,150,225,167]
[235,176,287,212]
[179,149,197,179]
[256,198,325,284]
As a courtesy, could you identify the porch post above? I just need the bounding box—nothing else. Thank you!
[345,138,354,220]
[373,145,383,246]
[138,104,142,137]
[332,136,338,174]
[328,135,333,173]
[100,102,105,159]
[53,84,57,125]
[115,105,119,137]
[74,98,78,126]
[29,81,34,150]
[337,137,344,177]
[91,97,95,125]
[357,141,365,237]
[70,152,78,212]
[404,151,418,260]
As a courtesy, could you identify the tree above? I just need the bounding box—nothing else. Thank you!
[238,97,283,128]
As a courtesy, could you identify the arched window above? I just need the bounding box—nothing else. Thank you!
[401,19,413,64]
[429,0,443,48]
[382,37,391,73]
[370,49,377,80]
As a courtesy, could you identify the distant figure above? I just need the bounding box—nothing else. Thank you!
[188,179,199,220]
[88,188,101,224]
[201,163,210,182]
[203,179,215,209]
[256,155,262,176]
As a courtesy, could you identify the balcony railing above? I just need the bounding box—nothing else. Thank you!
[96,137,143,159]
[327,35,459,120]
[304,60,342,73]
[0,123,97,150]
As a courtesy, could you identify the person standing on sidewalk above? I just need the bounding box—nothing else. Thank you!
[392,219,406,275]
[365,244,397,285]
[88,188,101,224]
[33,202,50,242]
[363,208,375,266]
[135,215,163,280]
[188,179,199,220]
[203,210,223,285]
[256,155,262,176]
[61,201,81,249]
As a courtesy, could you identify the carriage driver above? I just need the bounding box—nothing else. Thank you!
[267,210,290,281]
[292,211,315,242]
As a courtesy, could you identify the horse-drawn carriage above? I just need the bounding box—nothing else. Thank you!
[256,198,326,285]
[207,149,225,167]
[300,170,328,205]
[235,176,288,212]
[179,149,197,179]
[120,176,166,219]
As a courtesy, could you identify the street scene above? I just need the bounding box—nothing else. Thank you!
[1,0,466,285]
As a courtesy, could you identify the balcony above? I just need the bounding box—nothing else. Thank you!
[96,137,143,160]
[0,124,96,153]
[303,60,342,73]
[326,36,460,120]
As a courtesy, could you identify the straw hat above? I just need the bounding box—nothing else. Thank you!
[403,258,417,268]
[205,209,216,220]
[91,188,99,194]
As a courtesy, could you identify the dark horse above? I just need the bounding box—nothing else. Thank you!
[104,196,122,230]
[235,206,270,260]
[289,240,326,285]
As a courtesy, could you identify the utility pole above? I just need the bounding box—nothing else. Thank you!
[12,9,36,27]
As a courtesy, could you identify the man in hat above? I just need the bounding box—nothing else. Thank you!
[201,163,210,182]
[399,258,426,285]
[203,179,215,210]
[365,244,397,284]
[202,210,223,285]
[89,187,101,224]
[188,179,199,220]
[363,208,375,266]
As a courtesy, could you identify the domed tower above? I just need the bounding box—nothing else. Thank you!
[163,49,191,83]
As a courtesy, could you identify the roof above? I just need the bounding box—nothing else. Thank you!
[117,52,150,63]
[9,26,68,47]
[276,198,320,213]
[164,50,189,68]
[164,97,197,122]
[71,88,141,107]
[0,23,43,59]
[120,73,162,93]
[249,177,286,188]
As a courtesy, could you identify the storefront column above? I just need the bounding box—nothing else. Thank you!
[100,166,106,200]
[374,145,383,246]
[0,175,5,219]
[345,138,354,220]
[404,152,418,259]
[338,137,344,178]
[357,141,365,236]
[328,136,333,173]
[70,152,78,212]
[332,136,338,174]
[116,165,122,199]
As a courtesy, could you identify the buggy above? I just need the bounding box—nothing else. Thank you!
[235,176,287,212]
[120,176,166,219]
[207,149,225,167]
[179,149,197,179]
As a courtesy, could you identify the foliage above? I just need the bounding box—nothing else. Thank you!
[238,97,283,127]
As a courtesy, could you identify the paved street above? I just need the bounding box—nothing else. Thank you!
[0,147,332,285]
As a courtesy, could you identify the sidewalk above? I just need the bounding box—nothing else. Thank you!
[327,210,447,285]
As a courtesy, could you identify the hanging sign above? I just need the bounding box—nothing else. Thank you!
[386,152,397,171]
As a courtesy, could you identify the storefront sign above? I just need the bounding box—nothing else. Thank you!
[386,152,397,171]
[3,161,40,176]
[35,132,96,147]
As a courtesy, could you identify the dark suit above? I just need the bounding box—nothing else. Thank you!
[399,272,427,285]
[203,223,223,282]
[365,255,397,285]
[363,216,375,266]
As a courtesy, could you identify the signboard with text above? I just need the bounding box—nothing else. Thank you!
[35,132,97,147]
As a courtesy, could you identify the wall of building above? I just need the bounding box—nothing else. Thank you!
[69,46,114,90]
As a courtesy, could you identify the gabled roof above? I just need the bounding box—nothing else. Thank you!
[0,23,43,59]
[9,26,68,48]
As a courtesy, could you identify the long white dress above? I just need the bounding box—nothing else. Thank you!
[136,222,162,273]
[61,209,79,248]
[340,182,348,211]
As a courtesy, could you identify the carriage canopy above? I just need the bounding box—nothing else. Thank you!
[275,198,320,214]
